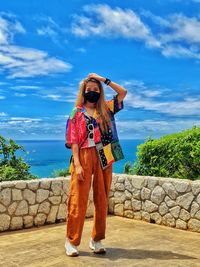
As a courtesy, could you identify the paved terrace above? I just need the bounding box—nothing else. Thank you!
[0,215,200,267]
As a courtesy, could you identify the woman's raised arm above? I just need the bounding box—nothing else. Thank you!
[87,73,127,103]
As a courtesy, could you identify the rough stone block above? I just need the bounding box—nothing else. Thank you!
[29,204,39,216]
[169,206,181,219]
[176,192,195,210]
[141,187,151,200]
[8,202,18,215]
[38,201,50,214]
[27,181,39,191]
[40,179,51,190]
[10,217,23,230]
[131,199,141,211]
[23,215,33,228]
[36,189,49,203]
[114,203,124,216]
[51,180,63,196]
[23,189,36,205]
[162,182,178,200]
[162,213,176,227]
[124,210,134,218]
[188,219,200,232]
[0,214,10,231]
[132,176,147,189]
[12,189,22,201]
[47,206,59,223]
[15,200,28,216]
[0,188,11,206]
[15,182,26,190]
[34,213,47,226]
[144,200,158,213]
[151,186,165,205]
[176,219,187,230]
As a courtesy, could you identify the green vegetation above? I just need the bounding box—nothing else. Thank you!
[0,135,38,182]
[123,161,134,175]
[50,168,70,178]
[124,126,200,180]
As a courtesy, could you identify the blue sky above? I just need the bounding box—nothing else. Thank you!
[0,0,200,140]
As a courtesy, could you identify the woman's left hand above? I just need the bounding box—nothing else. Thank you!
[87,73,105,82]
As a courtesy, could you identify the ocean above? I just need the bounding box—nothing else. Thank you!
[13,139,145,178]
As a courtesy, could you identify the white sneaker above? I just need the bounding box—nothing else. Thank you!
[65,239,79,256]
[89,238,106,254]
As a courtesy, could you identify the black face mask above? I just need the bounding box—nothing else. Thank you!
[84,91,100,103]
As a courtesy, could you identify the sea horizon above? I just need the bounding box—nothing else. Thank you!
[11,139,145,178]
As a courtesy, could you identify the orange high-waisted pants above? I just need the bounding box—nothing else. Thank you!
[66,146,112,246]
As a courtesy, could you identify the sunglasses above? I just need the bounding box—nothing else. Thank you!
[87,123,94,139]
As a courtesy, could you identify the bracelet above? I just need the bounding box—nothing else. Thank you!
[104,78,111,85]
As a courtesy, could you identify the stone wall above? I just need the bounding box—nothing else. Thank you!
[109,174,200,233]
[0,177,93,232]
[0,174,200,233]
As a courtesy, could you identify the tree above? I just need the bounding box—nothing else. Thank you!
[0,135,38,182]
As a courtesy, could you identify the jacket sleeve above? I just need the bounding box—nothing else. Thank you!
[65,108,79,149]
[106,94,124,115]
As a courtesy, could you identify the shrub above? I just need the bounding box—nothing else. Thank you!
[50,168,70,178]
[0,135,38,182]
[124,162,134,175]
[133,126,200,180]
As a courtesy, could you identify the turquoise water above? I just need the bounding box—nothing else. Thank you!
[13,139,144,178]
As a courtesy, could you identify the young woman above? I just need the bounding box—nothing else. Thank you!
[65,73,127,256]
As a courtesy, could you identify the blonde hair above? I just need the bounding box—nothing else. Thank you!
[75,78,111,133]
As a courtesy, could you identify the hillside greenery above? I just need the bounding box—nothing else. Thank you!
[124,126,200,180]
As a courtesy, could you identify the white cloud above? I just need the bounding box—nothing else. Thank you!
[161,44,200,59]
[36,16,68,45]
[71,4,200,60]
[117,119,200,139]
[126,91,200,116]
[159,14,200,44]
[0,14,25,45]
[37,22,59,42]
[142,90,161,97]
[142,11,200,59]
[0,45,72,78]
[14,93,26,97]
[39,93,76,102]
[141,10,170,28]
[42,94,62,101]
[0,114,68,139]
[0,14,72,78]
[8,83,77,103]
[11,85,42,90]
[37,26,57,38]
[30,85,78,102]
[122,79,200,116]
[0,95,6,100]
[0,112,7,116]
[18,129,26,133]
[9,117,42,123]
[71,4,160,48]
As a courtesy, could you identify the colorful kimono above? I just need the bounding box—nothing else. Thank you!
[65,94,124,171]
